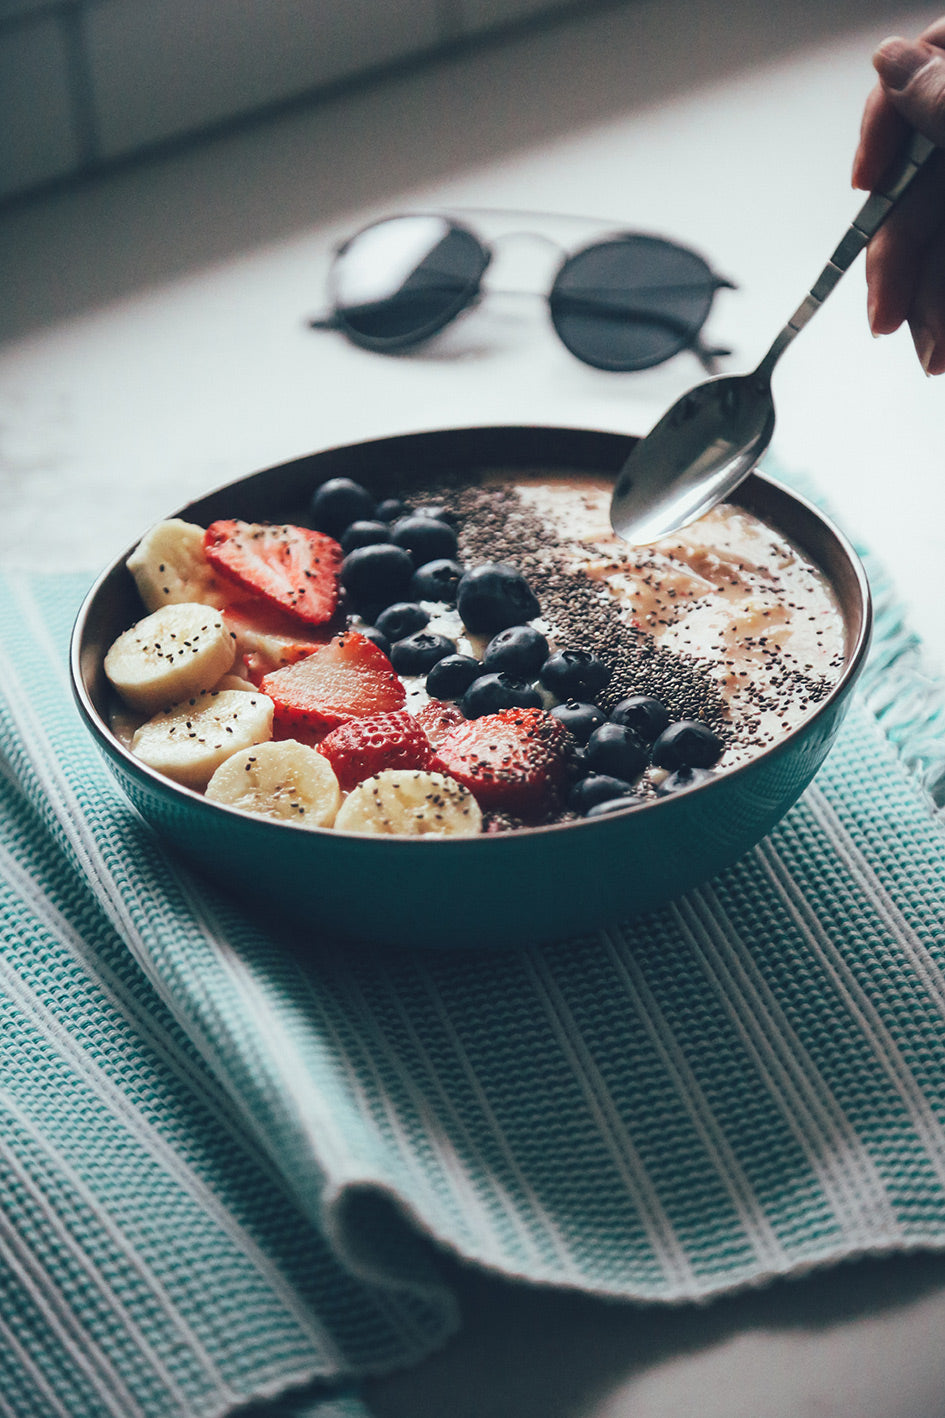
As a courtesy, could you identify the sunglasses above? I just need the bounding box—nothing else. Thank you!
[308,211,735,373]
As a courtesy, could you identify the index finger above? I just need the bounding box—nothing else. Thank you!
[854,19,945,189]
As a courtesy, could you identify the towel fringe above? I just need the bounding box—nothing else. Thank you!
[849,546,945,808]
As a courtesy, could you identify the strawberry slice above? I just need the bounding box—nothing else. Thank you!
[204,520,342,626]
[224,603,334,682]
[414,699,465,750]
[317,709,434,790]
[260,630,405,743]
[434,707,571,821]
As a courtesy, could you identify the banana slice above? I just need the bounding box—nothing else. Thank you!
[131,688,273,790]
[206,739,340,828]
[334,769,482,837]
[127,518,230,612]
[104,602,237,713]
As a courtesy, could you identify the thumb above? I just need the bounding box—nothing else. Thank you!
[873,36,945,147]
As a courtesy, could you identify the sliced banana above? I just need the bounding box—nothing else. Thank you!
[206,739,340,828]
[334,769,482,837]
[131,688,273,790]
[104,602,237,713]
[127,518,230,612]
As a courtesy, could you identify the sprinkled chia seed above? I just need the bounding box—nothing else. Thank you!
[402,471,841,782]
[409,476,729,741]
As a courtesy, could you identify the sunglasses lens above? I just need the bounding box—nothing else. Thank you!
[329,215,488,349]
[549,236,717,370]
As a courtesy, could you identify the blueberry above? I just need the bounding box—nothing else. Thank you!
[456,563,541,634]
[389,632,456,675]
[585,797,639,818]
[340,543,414,613]
[610,694,670,742]
[570,745,590,775]
[374,601,429,641]
[482,625,549,679]
[550,700,607,745]
[375,497,411,523]
[355,624,391,657]
[390,514,459,565]
[651,720,724,771]
[568,773,636,812]
[310,477,376,537]
[584,723,649,781]
[460,672,543,718]
[540,649,610,701]
[425,654,482,700]
[655,765,717,796]
[410,558,465,604]
[340,519,391,554]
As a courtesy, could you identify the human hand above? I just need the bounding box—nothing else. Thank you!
[852,21,945,374]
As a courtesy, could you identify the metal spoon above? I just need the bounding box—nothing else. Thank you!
[610,129,937,545]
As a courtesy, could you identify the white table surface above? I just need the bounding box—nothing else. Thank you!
[3,1,945,1413]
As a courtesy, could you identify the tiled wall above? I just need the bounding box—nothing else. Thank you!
[0,0,594,204]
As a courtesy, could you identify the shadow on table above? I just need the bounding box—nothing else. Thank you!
[364,1247,945,1417]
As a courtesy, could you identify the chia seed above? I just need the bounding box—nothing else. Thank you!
[408,474,730,741]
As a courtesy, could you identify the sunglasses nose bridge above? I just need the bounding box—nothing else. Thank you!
[489,229,564,254]
[484,230,564,296]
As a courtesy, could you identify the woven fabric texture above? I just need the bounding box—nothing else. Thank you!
[2,522,945,1414]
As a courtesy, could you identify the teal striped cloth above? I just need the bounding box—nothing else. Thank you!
[2,508,945,1416]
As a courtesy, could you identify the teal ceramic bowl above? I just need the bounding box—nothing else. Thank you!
[71,425,871,950]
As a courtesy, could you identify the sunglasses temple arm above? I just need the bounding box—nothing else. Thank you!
[693,338,733,374]
[693,276,736,370]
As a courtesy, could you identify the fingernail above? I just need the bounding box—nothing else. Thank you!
[912,325,937,374]
[874,36,930,91]
[868,296,879,334]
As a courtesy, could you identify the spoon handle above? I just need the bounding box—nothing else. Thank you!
[757,129,937,379]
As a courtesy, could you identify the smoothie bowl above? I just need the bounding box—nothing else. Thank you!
[70,426,870,950]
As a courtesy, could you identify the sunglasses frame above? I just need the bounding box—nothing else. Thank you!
[311,212,736,373]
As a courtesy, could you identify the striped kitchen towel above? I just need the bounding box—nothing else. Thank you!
[2,516,945,1416]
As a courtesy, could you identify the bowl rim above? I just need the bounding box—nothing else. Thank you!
[70,422,873,845]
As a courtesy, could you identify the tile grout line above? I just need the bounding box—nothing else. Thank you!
[436,0,464,45]
[0,2,75,41]
[0,0,619,211]
[59,1,99,169]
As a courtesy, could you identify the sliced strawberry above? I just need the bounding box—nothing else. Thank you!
[204,520,342,626]
[415,699,465,750]
[434,707,571,821]
[224,603,335,682]
[260,631,405,743]
[317,709,434,790]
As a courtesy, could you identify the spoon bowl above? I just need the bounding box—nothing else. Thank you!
[610,371,774,544]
